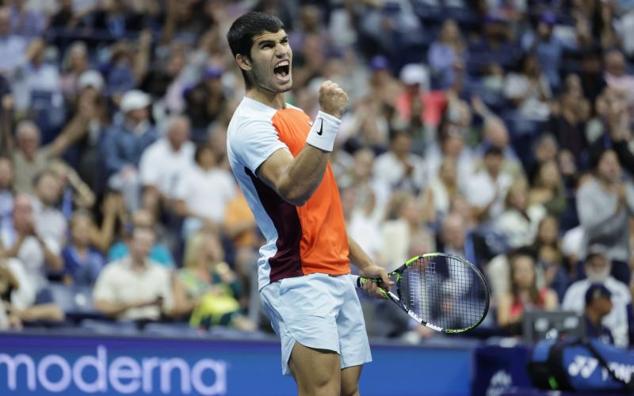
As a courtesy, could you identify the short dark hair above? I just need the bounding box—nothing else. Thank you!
[226,12,285,87]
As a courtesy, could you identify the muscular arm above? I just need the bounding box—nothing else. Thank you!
[257,146,330,206]
[347,235,373,272]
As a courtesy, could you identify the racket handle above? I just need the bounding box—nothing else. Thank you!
[352,275,389,299]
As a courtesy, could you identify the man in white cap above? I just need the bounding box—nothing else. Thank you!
[102,89,157,211]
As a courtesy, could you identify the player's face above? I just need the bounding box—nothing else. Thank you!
[248,30,293,93]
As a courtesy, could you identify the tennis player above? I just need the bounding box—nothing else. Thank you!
[226,11,391,396]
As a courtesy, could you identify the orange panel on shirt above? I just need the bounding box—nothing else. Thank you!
[271,108,350,276]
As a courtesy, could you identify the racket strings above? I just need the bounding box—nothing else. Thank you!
[400,256,488,331]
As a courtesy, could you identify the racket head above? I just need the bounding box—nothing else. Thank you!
[391,253,491,334]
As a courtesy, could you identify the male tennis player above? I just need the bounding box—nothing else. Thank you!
[226,11,391,396]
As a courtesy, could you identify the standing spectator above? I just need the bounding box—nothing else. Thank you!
[576,149,634,284]
[60,211,105,286]
[562,246,631,347]
[93,226,175,321]
[139,115,194,216]
[173,144,236,238]
[584,283,615,345]
[102,89,157,211]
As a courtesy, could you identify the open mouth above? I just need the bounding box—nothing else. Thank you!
[273,61,290,80]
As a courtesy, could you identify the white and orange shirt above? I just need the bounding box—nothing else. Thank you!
[227,97,350,290]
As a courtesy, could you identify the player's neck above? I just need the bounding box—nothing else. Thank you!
[246,88,285,110]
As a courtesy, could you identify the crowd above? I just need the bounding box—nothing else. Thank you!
[0,0,633,347]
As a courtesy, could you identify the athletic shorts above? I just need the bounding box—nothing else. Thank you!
[260,273,372,375]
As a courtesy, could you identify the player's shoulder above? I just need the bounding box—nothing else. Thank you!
[229,98,277,128]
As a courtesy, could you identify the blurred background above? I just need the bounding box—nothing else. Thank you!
[0,0,634,395]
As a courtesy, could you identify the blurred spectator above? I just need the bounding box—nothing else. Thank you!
[530,215,568,298]
[521,12,563,91]
[0,157,14,233]
[7,0,45,38]
[496,249,558,332]
[603,49,634,110]
[60,211,105,286]
[102,89,157,211]
[464,145,513,224]
[437,211,489,268]
[0,193,63,292]
[184,66,227,140]
[394,63,445,132]
[59,42,92,101]
[174,144,236,238]
[576,149,634,284]
[32,170,67,247]
[562,246,631,347]
[584,283,615,345]
[503,53,552,122]
[139,115,194,217]
[108,208,174,268]
[427,158,461,220]
[428,19,466,90]
[178,229,255,331]
[373,130,427,195]
[2,119,82,194]
[528,160,567,218]
[0,6,28,76]
[493,178,546,249]
[94,226,175,321]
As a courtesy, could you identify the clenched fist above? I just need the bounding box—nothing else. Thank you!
[319,80,348,119]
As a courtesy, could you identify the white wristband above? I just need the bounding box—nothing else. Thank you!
[306,111,341,152]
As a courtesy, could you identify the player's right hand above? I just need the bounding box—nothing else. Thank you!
[319,80,348,119]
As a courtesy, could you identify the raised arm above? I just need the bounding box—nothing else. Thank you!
[256,81,348,206]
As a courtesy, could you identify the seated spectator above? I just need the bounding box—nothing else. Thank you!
[427,19,465,90]
[503,53,552,121]
[0,256,64,330]
[60,41,91,102]
[373,130,427,195]
[102,89,157,211]
[0,7,27,77]
[584,283,615,345]
[174,144,236,238]
[428,158,461,220]
[437,211,490,268]
[0,193,63,292]
[178,229,255,331]
[528,160,567,218]
[108,208,173,267]
[530,215,568,298]
[0,157,14,232]
[562,246,631,347]
[577,148,634,285]
[496,249,558,332]
[61,211,105,286]
[32,170,67,248]
[493,178,546,249]
[93,227,175,321]
[140,115,194,217]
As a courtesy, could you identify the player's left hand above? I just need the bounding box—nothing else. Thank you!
[360,264,393,299]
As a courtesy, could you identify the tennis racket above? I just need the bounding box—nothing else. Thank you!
[355,253,490,334]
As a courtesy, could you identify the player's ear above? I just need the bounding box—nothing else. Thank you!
[236,54,252,72]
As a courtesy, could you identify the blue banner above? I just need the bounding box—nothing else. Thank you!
[0,332,474,396]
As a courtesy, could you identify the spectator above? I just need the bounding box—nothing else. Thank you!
[139,115,194,216]
[3,120,83,194]
[32,170,67,247]
[0,6,27,77]
[427,158,461,220]
[562,246,631,347]
[493,178,546,249]
[178,229,255,331]
[59,42,92,101]
[436,211,489,268]
[7,0,45,38]
[108,208,174,268]
[102,89,157,211]
[394,63,447,131]
[373,130,427,195]
[0,157,14,233]
[0,193,63,292]
[584,283,615,345]
[94,226,175,321]
[428,19,466,90]
[528,160,567,218]
[496,249,558,332]
[504,53,552,122]
[463,145,513,224]
[576,148,634,284]
[184,66,228,140]
[60,211,105,286]
[173,144,236,238]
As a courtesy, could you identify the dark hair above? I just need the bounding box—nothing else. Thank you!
[194,144,215,165]
[226,12,285,88]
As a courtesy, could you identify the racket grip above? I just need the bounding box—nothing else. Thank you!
[353,275,389,299]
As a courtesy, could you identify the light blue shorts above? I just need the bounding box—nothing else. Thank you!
[260,273,372,375]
